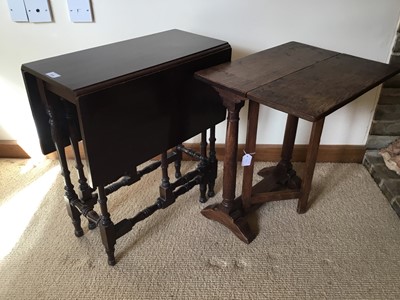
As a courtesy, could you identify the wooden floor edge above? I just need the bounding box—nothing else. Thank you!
[1,141,365,163]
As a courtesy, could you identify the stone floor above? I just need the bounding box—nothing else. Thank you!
[363,150,400,217]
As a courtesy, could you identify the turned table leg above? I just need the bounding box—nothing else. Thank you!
[48,105,84,237]
[64,101,97,230]
[97,186,116,266]
[39,81,84,238]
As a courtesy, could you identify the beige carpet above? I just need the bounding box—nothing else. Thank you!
[0,158,399,299]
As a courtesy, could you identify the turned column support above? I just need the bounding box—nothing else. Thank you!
[221,96,245,211]
[201,89,255,244]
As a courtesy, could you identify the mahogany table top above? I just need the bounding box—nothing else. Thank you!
[22,29,230,102]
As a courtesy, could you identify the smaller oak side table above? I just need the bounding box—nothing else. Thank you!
[195,41,400,243]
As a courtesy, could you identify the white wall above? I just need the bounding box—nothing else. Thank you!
[1,0,400,157]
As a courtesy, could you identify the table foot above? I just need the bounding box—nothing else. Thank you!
[88,221,97,230]
[201,203,256,244]
[107,251,116,266]
[74,227,84,238]
[297,201,308,214]
[257,163,301,190]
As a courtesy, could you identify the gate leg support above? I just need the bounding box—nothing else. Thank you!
[198,131,208,203]
[207,126,217,198]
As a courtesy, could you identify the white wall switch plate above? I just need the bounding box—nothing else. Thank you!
[7,0,29,22]
[67,0,93,23]
[24,0,52,23]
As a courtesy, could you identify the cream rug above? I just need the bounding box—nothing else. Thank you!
[0,158,399,300]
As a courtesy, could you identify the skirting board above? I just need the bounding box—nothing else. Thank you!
[0,140,365,163]
[0,140,30,158]
[232,144,366,163]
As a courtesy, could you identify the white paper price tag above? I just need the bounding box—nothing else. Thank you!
[241,153,253,167]
[46,72,61,78]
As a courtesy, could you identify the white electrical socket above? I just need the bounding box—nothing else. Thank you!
[24,0,52,23]
[7,0,29,22]
[67,0,93,23]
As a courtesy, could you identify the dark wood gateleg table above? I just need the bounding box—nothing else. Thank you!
[21,30,231,265]
[195,41,400,243]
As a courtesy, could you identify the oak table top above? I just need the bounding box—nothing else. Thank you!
[196,41,399,121]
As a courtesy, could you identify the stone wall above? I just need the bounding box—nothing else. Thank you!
[364,24,400,217]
